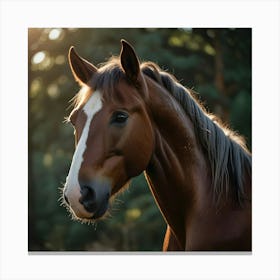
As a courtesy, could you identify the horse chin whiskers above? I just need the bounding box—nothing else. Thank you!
[78,217,97,226]
[66,207,96,225]
[76,208,113,226]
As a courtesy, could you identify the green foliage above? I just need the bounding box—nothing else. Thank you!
[28,28,251,251]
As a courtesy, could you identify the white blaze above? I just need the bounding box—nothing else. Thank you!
[64,90,103,217]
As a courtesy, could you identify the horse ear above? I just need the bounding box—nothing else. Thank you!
[120,40,140,82]
[68,46,97,85]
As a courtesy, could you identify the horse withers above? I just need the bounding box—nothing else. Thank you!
[63,40,252,251]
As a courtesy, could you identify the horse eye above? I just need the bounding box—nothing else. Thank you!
[110,111,129,126]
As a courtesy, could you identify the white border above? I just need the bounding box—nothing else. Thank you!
[1,0,280,279]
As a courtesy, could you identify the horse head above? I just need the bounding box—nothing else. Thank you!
[64,40,154,221]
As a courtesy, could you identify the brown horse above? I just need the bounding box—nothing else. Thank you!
[63,40,251,251]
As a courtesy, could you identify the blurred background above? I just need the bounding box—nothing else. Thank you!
[28,28,251,251]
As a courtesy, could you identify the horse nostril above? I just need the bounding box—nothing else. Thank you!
[79,185,96,213]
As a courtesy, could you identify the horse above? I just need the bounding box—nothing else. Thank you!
[63,39,252,251]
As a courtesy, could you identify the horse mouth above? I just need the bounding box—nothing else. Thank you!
[85,196,110,220]
[70,203,109,222]
[63,192,109,221]
[90,202,109,219]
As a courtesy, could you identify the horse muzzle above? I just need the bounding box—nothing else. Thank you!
[64,177,111,220]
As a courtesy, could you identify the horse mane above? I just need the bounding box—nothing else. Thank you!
[141,62,251,205]
[71,57,251,205]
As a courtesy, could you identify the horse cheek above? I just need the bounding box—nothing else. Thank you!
[124,116,154,177]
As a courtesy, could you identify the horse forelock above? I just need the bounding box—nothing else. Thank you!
[69,58,125,113]
[70,85,93,111]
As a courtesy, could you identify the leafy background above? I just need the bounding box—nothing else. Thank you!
[28,28,251,251]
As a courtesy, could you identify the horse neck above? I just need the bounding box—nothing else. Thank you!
[144,79,211,248]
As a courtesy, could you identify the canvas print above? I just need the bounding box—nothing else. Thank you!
[28,28,251,251]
